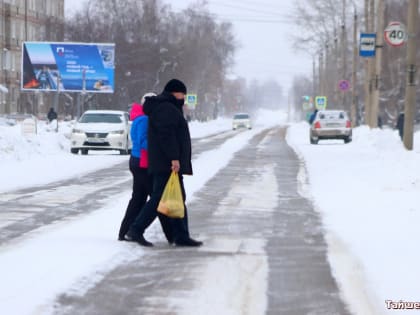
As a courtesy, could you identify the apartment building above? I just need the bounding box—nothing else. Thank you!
[0,0,64,114]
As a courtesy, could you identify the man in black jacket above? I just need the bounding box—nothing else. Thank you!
[126,79,203,247]
[47,107,57,122]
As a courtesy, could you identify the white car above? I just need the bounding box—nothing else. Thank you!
[232,113,252,130]
[309,110,352,144]
[70,110,132,155]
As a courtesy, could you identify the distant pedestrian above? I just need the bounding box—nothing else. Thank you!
[377,115,383,129]
[47,107,57,122]
[396,112,404,140]
[118,93,173,243]
[309,108,318,124]
[126,79,203,247]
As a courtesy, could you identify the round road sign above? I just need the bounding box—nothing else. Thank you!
[338,80,350,92]
[384,21,407,47]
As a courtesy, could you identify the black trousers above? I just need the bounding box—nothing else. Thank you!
[129,172,190,243]
[118,156,152,239]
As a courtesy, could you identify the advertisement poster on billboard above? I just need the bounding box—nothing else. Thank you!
[21,42,115,93]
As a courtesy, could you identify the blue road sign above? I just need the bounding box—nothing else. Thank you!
[186,94,197,105]
[315,96,327,110]
[359,33,376,57]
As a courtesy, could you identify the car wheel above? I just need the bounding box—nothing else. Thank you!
[71,148,79,154]
[81,149,88,155]
[310,137,318,145]
[120,138,129,155]
[344,136,352,144]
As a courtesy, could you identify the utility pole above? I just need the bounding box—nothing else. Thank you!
[333,29,339,105]
[319,52,323,95]
[351,9,358,126]
[370,0,384,128]
[363,0,370,125]
[368,0,375,127]
[312,57,316,102]
[324,42,329,100]
[341,0,348,110]
[403,0,419,150]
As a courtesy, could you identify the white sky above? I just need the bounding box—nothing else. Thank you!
[64,0,312,92]
[1,112,420,314]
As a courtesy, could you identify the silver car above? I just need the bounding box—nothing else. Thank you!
[232,113,252,130]
[70,110,132,155]
[309,110,352,144]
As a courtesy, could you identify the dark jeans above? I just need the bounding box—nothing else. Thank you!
[129,172,190,243]
[118,156,152,239]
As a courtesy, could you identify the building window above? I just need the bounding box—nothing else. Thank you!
[11,21,16,39]
[11,53,16,71]
[20,21,25,41]
[3,50,11,70]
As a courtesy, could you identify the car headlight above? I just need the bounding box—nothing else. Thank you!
[109,130,124,134]
[72,128,84,134]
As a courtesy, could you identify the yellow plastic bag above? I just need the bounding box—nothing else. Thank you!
[157,171,185,218]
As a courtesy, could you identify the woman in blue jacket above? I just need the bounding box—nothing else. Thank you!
[118,93,155,240]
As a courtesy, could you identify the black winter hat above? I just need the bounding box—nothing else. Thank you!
[164,79,187,94]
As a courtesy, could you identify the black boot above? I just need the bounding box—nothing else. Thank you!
[125,231,154,247]
[175,238,203,247]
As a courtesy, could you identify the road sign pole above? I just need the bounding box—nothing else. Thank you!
[403,0,419,150]
[367,0,375,128]
[370,0,384,128]
[363,0,370,126]
[351,9,358,126]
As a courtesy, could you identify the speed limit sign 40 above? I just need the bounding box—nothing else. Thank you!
[384,21,407,47]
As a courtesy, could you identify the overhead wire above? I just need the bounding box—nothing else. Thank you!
[179,0,292,24]
[217,0,293,10]
[205,1,289,18]
[176,1,305,80]
[187,10,292,24]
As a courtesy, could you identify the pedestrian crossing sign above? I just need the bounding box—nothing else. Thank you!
[186,94,197,106]
[315,96,327,110]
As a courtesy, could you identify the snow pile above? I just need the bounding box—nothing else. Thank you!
[287,122,420,315]
[188,117,231,138]
[0,120,127,193]
[0,121,70,162]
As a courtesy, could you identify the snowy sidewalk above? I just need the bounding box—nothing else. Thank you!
[51,127,350,315]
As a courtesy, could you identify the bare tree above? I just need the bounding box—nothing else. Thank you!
[65,0,237,118]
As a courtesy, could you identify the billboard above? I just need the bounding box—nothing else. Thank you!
[21,42,115,93]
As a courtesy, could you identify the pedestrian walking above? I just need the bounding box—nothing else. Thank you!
[118,92,173,243]
[125,79,203,247]
[47,107,58,122]
[396,112,404,140]
[309,108,318,124]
